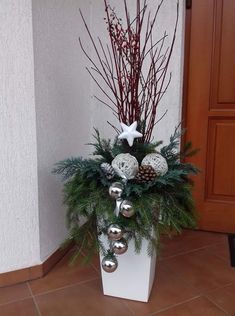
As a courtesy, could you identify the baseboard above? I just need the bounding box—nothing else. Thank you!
[0,243,74,287]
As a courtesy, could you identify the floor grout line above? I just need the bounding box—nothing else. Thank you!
[159,241,227,261]
[203,295,231,315]
[31,276,101,298]
[27,283,42,316]
[160,267,235,299]
[0,296,33,308]
[149,295,201,315]
[204,281,235,295]
[122,301,136,316]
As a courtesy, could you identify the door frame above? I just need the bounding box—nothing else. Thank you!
[182,4,192,142]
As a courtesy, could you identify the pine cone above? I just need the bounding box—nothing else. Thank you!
[135,165,157,183]
[100,162,115,180]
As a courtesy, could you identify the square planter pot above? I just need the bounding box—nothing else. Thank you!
[99,234,157,302]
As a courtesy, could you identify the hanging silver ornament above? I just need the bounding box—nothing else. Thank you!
[100,162,115,180]
[102,256,118,273]
[107,223,124,240]
[112,238,128,255]
[141,153,168,176]
[120,200,135,218]
[111,153,139,180]
[114,198,123,217]
[109,182,124,199]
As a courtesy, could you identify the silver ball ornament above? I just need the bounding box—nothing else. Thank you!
[102,256,118,273]
[120,200,135,218]
[107,224,124,240]
[112,238,128,255]
[109,182,124,199]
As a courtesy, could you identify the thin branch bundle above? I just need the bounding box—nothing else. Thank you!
[80,0,179,143]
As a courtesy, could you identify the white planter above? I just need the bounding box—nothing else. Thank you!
[99,234,157,302]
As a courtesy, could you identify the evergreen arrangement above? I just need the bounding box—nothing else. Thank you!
[53,0,198,271]
[53,127,198,266]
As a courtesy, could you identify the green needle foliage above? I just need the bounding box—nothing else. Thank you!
[53,127,199,264]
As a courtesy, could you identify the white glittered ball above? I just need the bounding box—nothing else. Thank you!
[141,153,168,176]
[111,153,139,180]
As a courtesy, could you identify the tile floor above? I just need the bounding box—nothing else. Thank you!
[0,230,235,315]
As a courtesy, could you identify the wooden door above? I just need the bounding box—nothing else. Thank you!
[185,0,235,233]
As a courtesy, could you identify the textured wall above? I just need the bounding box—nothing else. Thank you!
[0,0,40,272]
[90,0,185,144]
[32,0,92,261]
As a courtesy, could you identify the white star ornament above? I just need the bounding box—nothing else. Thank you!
[118,121,143,147]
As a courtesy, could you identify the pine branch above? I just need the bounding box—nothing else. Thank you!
[88,128,114,163]
[52,157,84,181]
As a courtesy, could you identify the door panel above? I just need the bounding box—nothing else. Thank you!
[211,0,235,106]
[185,0,235,232]
[207,120,235,199]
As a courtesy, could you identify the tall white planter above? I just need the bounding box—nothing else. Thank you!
[99,235,157,302]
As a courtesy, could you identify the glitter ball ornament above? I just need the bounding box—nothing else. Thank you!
[111,153,139,180]
[101,162,115,180]
[102,256,118,273]
[141,153,168,176]
[107,224,124,240]
[109,182,124,199]
[120,200,135,218]
[112,238,128,255]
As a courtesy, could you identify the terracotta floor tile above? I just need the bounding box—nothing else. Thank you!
[153,297,227,316]
[29,250,98,295]
[0,283,31,305]
[126,263,199,316]
[0,230,231,316]
[0,298,38,316]
[92,254,101,270]
[206,283,235,315]
[160,230,226,259]
[82,252,100,273]
[206,242,230,262]
[163,248,235,292]
[35,279,133,316]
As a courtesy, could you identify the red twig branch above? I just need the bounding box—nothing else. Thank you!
[79,0,179,142]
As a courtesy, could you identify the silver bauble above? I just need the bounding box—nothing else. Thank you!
[112,238,128,255]
[141,153,168,176]
[120,200,135,218]
[109,182,124,199]
[102,256,118,273]
[107,223,124,240]
[111,153,139,180]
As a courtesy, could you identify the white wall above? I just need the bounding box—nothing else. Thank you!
[0,0,185,273]
[32,0,92,261]
[0,0,40,272]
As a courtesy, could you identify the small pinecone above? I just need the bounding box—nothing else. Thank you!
[135,165,157,183]
[100,162,115,180]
